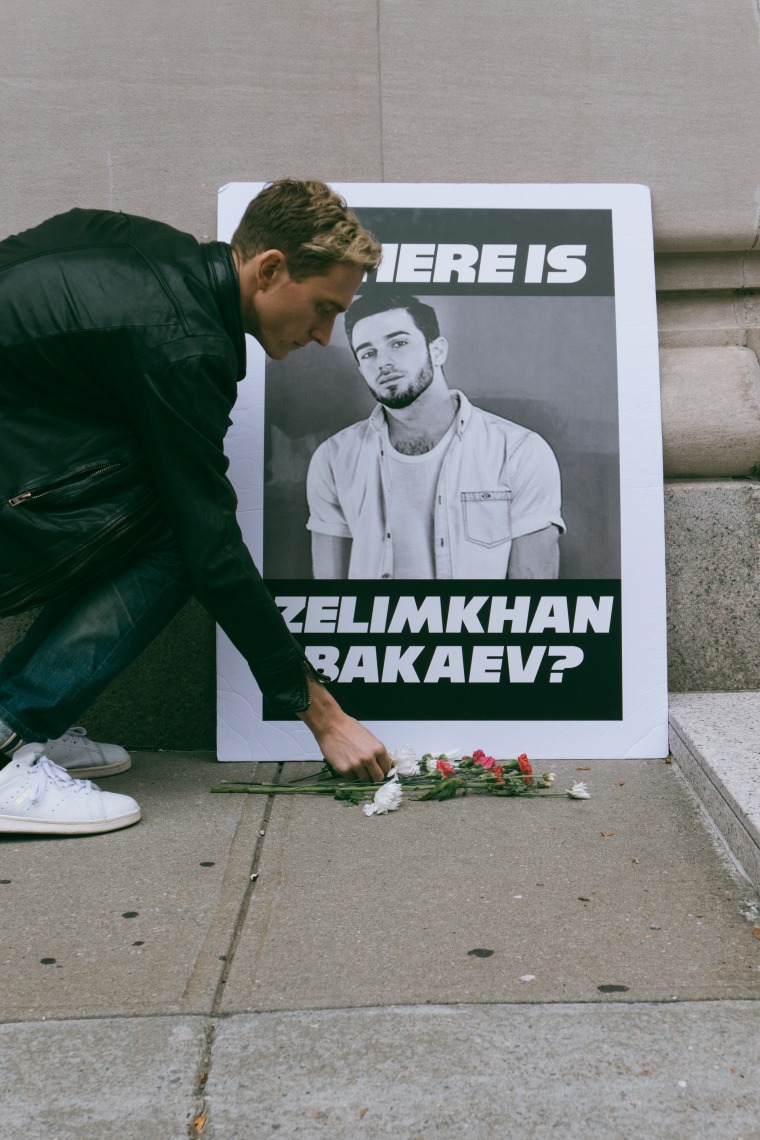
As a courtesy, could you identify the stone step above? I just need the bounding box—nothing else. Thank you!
[669,692,760,892]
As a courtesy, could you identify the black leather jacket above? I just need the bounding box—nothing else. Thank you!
[0,208,310,716]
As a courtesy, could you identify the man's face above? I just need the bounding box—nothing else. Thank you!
[350,308,434,409]
[252,260,365,360]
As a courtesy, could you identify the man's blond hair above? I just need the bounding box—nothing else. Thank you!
[231,179,381,280]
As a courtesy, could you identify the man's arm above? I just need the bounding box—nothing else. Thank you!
[307,440,354,578]
[507,525,560,579]
[503,430,564,579]
[312,532,352,578]
[126,354,389,780]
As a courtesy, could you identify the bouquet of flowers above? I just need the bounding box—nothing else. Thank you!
[211,746,591,817]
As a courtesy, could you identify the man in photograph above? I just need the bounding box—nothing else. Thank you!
[307,293,565,580]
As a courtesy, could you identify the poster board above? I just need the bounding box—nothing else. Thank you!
[216,183,667,760]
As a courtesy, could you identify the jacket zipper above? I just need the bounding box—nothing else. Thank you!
[301,657,315,709]
[0,497,153,610]
[6,462,123,508]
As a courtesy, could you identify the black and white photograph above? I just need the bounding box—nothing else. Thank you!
[216,183,666,761]
[263,290,620,584]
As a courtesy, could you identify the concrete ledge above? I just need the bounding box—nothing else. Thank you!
[664,480,760,691]
[661,347,760,476]
[656,251,760,293]
[669,692,760,891]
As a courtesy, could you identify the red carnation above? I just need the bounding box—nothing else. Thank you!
[436,759,455,777]
[517,753,533,786]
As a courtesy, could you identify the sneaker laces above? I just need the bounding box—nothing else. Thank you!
[30,755,93,803]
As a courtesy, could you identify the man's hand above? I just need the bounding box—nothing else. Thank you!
[297,673,392,782]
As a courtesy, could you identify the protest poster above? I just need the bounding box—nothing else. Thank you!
[216,183,667,760]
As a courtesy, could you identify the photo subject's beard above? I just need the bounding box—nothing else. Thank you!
[373,358,434,410]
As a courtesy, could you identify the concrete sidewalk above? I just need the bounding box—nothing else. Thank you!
[1,748,759,1138]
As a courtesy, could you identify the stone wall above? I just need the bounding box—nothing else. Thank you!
[3,1,760,747]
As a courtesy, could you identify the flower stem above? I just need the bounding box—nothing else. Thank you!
[211,783,346,795]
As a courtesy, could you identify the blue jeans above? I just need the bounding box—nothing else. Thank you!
[0,528,191,743]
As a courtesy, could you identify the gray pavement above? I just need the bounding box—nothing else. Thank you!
[1,747,759,1138]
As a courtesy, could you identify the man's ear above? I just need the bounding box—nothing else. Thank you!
[254,249,288,290]
[429,335,449,367]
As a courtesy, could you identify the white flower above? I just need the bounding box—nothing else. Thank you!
[363,778,404,816]
[539,772,556,788]
[439,748,462,763]
[390,745,420,776]
[566,781,591,799]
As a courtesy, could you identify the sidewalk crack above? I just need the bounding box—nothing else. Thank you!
[188,1018,216,1138]
[187,766,283,1136]
[210,766,282,1015]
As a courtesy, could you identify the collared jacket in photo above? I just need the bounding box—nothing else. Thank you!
[0,209,308,715]
[307,391,565,578]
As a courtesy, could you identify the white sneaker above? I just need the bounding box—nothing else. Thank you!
[44,726,131,778]
[0,746,140,835]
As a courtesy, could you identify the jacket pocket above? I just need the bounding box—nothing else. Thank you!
[461,489,512,548]
[5,460,126,508]
[0,495,160,615]
[0,455,162,614]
